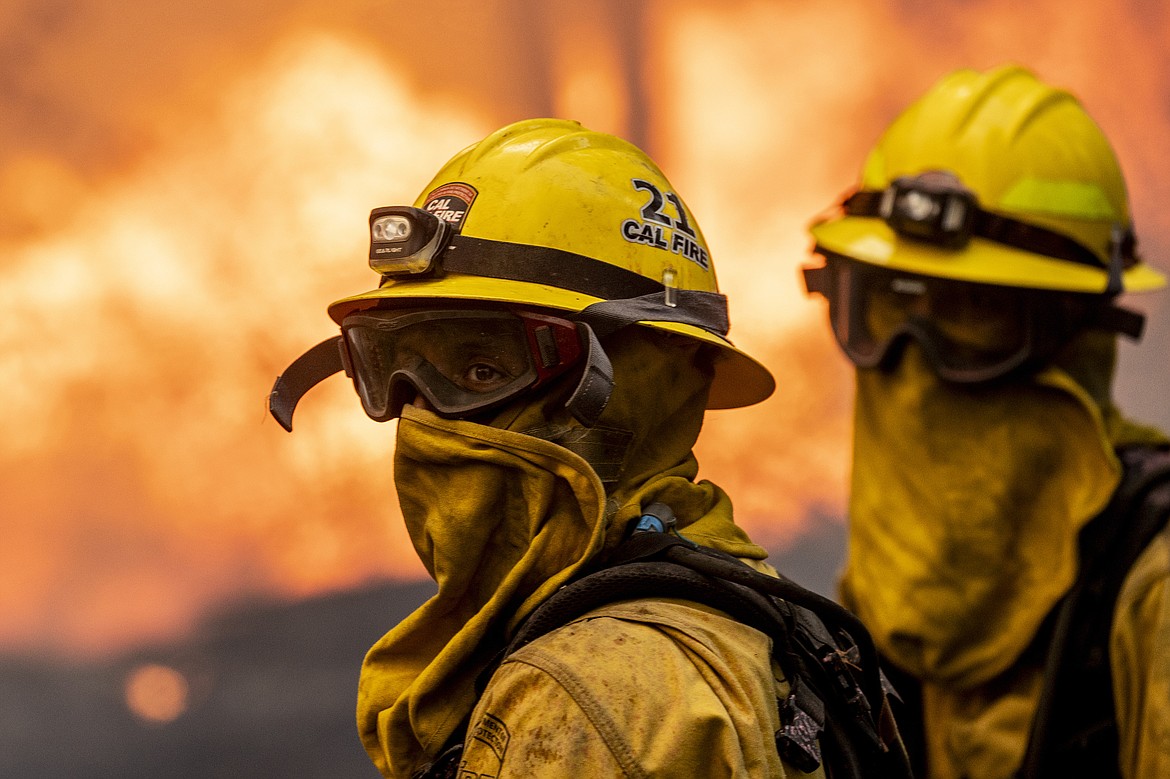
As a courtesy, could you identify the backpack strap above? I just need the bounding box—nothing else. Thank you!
[1019,443,1170,778]
[502,514,912,779]
[413,510,914,779]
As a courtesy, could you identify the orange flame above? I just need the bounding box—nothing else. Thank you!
[1,1,1167,658]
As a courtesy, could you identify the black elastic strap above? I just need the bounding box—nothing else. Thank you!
[501,530,913,779]
[520,423,633,485]
[282,240,729,433]
[566,290,730,427]
[268,336,344,431]
[802,264,829,295]
[806,251,1146,341]
[1093,304,1146,340]
[563,324,615,427]
[402,234,732,339]
[410,743,463,779]
[409,235,665,301]
[843,189,1136,272]
[578,289,730,338]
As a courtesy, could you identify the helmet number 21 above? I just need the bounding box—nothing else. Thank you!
[623,179,710,270]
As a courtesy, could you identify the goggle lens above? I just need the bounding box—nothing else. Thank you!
[813,258,1039,382]
[342,308,582,421]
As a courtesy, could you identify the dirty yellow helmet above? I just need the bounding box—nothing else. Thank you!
[804,66,1163,384]
[810,64,1166,294]
[271,119,774,430]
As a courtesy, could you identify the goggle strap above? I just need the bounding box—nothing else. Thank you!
[1093,304,1146,340]
[269,335,345,432]
[577,290,730,338]
[408,234,664,301]
[972,210,1114,271]
[801,264,829,296]
[564,324,615,427]
[1105,224,1126,296]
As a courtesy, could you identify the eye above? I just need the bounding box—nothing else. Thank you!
[461,361,511,392]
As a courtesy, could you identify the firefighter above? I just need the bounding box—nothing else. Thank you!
[272,119,906,778]
[803,64,1170,778]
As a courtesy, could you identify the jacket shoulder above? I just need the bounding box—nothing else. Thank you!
[1110,523,1170,779]
[464,597,803,777]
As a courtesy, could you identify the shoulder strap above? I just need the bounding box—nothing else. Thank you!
[413,520,915,779]
[502,527,912,779]
[1019,444,1170,778]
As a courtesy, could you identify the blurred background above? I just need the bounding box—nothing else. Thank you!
[1,0,1167,775]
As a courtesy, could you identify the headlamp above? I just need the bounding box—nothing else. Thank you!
[843,171,1138,282]
[368,206,451,275]
[880,171,976,249]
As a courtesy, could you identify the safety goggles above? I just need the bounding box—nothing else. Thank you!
[340,307,584,421]
[803,254,1145,383]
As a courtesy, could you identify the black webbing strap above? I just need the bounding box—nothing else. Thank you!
[562,324,614,427]
[389,234,732,339]
[273,234,737,432]
[561,290,730,425]
[424,234,665,300]
[578,289,730,337]
[1019,444,1170,778]
[843,189,1136,271]
[502,531,911,779]
[268,336,344,431]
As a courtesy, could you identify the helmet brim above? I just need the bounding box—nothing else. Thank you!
[810,215,1167,294]
[328,274,776,410]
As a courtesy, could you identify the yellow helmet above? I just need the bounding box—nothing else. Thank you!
[810,64,1166,294]
[271,119,774,430]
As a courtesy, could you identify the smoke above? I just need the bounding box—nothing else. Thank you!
[1,0,1167,657]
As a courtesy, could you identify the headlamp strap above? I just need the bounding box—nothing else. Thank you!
[268,336,345,431]
[378,232,731,336]
[844,188,1137,274]
[400,234,664,300]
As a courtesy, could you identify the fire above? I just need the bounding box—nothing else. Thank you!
[1,2,1167,658]
[0,33,484,656]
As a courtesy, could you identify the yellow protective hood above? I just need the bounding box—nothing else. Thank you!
[357,329,766,778]
[841,344,1123,689]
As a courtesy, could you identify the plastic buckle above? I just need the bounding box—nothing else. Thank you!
[775,677,825,773]
[632,502,677,534]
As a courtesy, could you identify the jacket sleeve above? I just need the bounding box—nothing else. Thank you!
[459,602,822,778]
[1111,528,1170,779]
